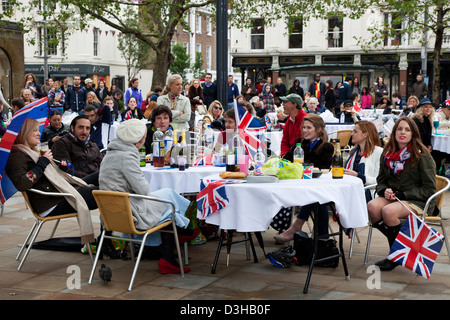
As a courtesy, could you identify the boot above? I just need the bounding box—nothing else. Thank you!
[375,223,402,271]
[372,219,389,237]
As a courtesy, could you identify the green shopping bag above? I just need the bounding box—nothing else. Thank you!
[262,158,303,180]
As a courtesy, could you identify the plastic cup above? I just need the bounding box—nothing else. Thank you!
[303,163,313,180]
[238,155,249,175]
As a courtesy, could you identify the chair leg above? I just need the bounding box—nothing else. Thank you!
[364,224,373,265]
[129,232,149,291]
[184,242,189,266]
[349,229,355,258]
[16,220,38,261]
[49,219,61,239]
[438,221,450,262]
[88,229,105,284]
[18,220,44,271]
[172,223,185,278]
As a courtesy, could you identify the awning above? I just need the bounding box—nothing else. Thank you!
[270,63,387,72]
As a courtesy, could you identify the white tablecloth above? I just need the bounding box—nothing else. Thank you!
[141,165,224,194]
[199,173,368,231]
[325,124,355,139]
[432,135,450,153]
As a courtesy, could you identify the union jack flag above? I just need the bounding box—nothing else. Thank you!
[124,110,133,120]
[264,114,270,129]
[193,153,215,166]
[233,100,266,160]
[388,213,445,279]
[196,178,245,219]
[196,179,229,219]
[0,98,48,203]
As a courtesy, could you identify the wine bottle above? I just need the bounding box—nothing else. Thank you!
[331,139,343,179]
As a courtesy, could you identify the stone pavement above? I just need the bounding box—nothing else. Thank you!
[0,191,449,301]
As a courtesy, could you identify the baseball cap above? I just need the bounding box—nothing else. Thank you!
[443,100,450,108]
[280,94,303,107]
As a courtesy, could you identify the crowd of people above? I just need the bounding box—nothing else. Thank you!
[2,70,450,278]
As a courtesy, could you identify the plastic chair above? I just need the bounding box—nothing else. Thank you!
[88,190,185,291]
[17,189,94,271]
[364,176,450,264]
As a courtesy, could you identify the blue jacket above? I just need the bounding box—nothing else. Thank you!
[227,83,239,103]
[65,85,87,113]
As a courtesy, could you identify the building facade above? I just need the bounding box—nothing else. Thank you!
[231,10,450,102]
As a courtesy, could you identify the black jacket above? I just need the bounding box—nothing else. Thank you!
[283,138,334,170]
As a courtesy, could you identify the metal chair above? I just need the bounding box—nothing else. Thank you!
[364,176,450,264]
[17,189,94,271]
[88,190,185,291]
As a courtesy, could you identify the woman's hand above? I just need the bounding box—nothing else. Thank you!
[343,169,357,177]
[384,188,395,200]
[42,150,53,161]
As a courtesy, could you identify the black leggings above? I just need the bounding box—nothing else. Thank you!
[47,172,99,216]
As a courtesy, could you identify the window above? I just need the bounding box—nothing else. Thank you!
[196,14,202,34]
[206,45,211,70]
[182,41,188,54]
[206,17,212,36]
[384,13,402,46]
[328,16,343,48]
[93,28,99,56]
[251,18,264,50]
[38,26,58,56]
[1,0,12,12]
[288,18,303,49]
[196,43,201,53]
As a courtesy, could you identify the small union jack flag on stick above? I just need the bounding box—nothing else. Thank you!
[387,198,445,279]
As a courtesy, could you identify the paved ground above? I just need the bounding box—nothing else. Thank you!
[0,191,449,303]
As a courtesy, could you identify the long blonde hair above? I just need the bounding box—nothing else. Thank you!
[15,118,40,151]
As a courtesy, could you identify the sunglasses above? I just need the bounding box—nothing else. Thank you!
[214,106,223,110]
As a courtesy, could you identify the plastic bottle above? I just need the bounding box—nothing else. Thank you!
[7,109,12,120]
[293,143,304,165]
[340,112,345,123]
[139,146,146,167]
[152,128,165,167]
[164,128,173,163]
[254,146,265,175]
[204,124,214,151]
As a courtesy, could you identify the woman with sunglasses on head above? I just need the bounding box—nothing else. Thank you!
[367,117,436,271]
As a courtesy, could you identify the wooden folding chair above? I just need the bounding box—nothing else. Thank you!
[88,190,185,291]
[17,189,94,271]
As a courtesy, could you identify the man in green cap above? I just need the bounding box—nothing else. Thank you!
[279,94,308,156]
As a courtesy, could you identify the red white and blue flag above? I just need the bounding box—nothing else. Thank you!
[124,110,133,120]
[193,153,214,166]
[196,178,245,219]
[388,212,445,279]
[0,97,48,203]
[233,100,266,160]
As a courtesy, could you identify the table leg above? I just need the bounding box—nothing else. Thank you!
[303,202,319,294]
[211,229,225,274]
[247,233,258,263]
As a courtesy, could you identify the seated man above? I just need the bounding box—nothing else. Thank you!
[279,93,307,157]
[336,100,361,123]
[52,115,103,178]
[84,97,113,149]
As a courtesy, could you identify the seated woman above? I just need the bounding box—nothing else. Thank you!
[40,110,70,149]
[99,118,195,274]
[344,120,383,202]
[121,96,145,120]
[273,114,334,241]
[202,100,224,131]
[6,118,99,245]
[367,117,436,271]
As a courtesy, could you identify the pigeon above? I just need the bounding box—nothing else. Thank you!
[99,264,112,282]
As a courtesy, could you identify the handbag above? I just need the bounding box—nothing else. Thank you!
[293,231,339,268]
[197,104,207,115]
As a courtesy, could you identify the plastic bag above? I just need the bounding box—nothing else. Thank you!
[261,158,303,180]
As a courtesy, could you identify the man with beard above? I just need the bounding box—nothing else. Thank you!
[51,115,103,178]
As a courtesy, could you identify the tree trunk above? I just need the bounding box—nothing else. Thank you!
[432,6,444,106]
[151,37,174,90]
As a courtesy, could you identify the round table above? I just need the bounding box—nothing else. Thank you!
[432,134,450,153]
[141,165,224,194]
[198,173,368,231]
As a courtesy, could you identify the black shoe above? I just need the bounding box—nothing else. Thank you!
[375,258,399,271]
